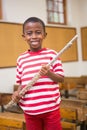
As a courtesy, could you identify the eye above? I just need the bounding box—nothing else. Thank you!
[36,31,42,35]
[25,31,32,36]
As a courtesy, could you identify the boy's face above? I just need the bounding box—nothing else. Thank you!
[23,22,46,52]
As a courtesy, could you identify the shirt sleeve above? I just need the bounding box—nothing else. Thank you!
[15,58,22,85]
[52,56,64,77]
[50,49,64,77]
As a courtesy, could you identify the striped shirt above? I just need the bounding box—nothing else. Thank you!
[16,48,64,115]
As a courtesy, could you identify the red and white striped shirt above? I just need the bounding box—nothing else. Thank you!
[16,48,64,115]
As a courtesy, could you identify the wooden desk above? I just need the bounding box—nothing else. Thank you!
[61,98,87,121]
[61,98,87,130]
[0,93,12,112]
[0,112,26,130]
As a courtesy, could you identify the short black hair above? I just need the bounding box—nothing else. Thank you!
[23,17,46,34]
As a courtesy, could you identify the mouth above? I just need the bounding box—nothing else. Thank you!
[31,41,39,46]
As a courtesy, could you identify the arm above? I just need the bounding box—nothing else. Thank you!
[12,85,22,103]
[47,70,64,83]
[39,64,64,83]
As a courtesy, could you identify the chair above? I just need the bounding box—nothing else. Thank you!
[60,107,80,130]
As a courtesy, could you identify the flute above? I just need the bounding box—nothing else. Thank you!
[4,34,78,109]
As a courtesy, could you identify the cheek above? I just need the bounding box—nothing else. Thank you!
[40,35,46,40]
[24,36,30,41]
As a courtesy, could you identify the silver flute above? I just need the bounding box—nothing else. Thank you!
[4,34,78,109]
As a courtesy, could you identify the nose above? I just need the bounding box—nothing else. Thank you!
[31,32,37,38]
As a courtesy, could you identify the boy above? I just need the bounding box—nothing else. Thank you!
[12,17,64,130]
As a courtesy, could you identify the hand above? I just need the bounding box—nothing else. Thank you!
[39,64,50,76]
[12,91,21,103]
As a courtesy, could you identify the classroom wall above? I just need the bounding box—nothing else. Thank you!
[63,0,87,76]
[0,0,87,93]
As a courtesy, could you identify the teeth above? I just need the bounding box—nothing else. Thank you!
[32,41,38,45]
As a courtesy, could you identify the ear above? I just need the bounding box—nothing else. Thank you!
[45,33,47,36]
[44,32,47,38]
[22,34,25,37]
[22,34,26,41]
